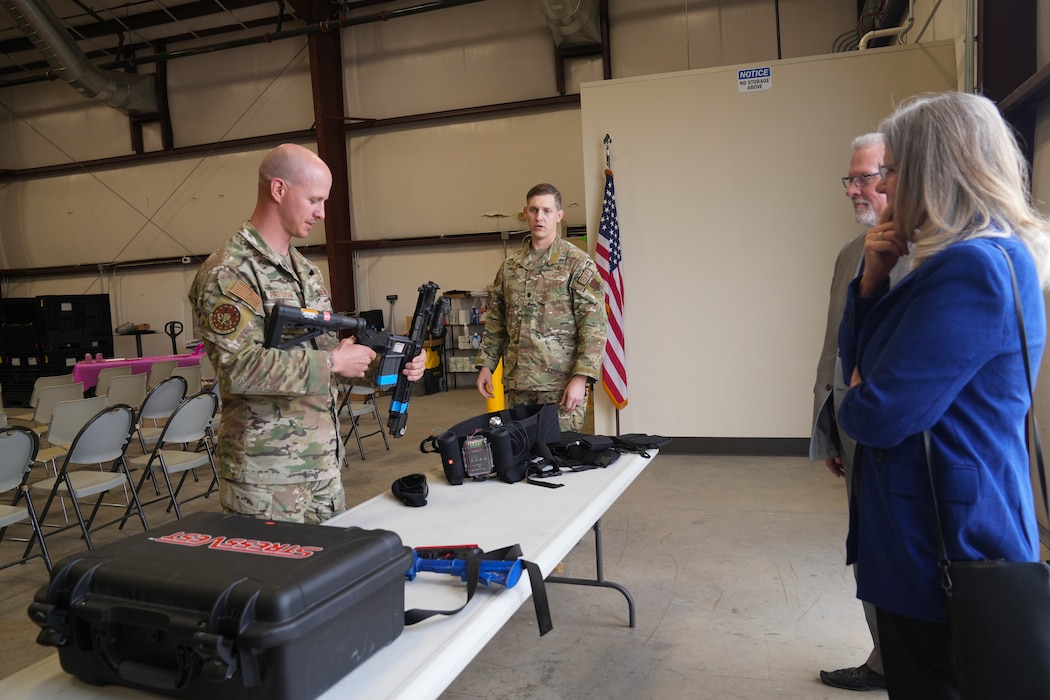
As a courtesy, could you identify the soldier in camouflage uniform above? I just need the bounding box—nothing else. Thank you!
[189,144,424,524]
[475,183,607,432]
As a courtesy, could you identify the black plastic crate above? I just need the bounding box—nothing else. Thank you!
[33,295,112,336]
[0,368,46,408]
[41,349,86,373]
[0,353,46,372]
[0,298,38,326]
[0,323,39,354]
[39,331,113,356]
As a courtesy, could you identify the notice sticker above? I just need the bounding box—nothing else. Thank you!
[738,67,772,93]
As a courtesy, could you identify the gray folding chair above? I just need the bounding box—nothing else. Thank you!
[147,359,179,389]
[28,404,148,551]
[338,384,390,463]
[105,373,148,409]
[0,426,51,572]
[94,366,132,397]
[27,382,85,435]
[124,391,219,521]
[33,395,110,526]
[171,364,202,394]
[35,396,109,475]
[135,375,188,453]
[5,373,74,422]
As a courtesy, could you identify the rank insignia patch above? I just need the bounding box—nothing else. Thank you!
[210,303,241,334]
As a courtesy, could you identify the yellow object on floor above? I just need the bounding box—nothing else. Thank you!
[486,359,505,412]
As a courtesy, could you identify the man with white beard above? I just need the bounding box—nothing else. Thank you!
[811,133,888,692]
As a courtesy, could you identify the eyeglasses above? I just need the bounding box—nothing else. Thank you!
[878,163,898,180]
[841,173,880,189]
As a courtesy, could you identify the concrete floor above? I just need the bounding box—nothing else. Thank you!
[0,387,883,699]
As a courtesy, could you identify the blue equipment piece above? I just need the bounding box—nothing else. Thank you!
[405,553,523,588]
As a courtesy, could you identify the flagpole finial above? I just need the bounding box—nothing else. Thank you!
[603,133,612,168]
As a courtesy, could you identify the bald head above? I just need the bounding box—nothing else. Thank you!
[250,144,333,254]
[258,143,328,195]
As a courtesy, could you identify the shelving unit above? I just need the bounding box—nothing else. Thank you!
[442,292,488,390]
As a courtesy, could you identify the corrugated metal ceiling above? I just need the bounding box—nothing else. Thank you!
[0,0,407,79]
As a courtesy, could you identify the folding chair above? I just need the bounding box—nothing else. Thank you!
[338,385,389,463]
[5,373,74,422]
[199,353,216,387]
[135,375,188,453]
[147,359,179,389]
[171,364,202,394]
[34,396,110,474]
[33,395,109,525]
[124,391,219,521]
[105,373,148,409]
[94,366,132,398]
[0,426,51,572]
[26,382,85,435]
[28,404,148,552]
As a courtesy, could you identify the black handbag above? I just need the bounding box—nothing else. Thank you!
[924,245,1050,700]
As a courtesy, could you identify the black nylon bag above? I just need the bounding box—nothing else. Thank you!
[946,559,1050,700]
[421,404,560,483]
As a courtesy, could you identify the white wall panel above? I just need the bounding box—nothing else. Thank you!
[166,39,315,145]
[348,108,585,239]
[0,80,140,169]
[343,2,554,118]
[581,41,958,438]
[0,148,328,269]
[610,0,857,78]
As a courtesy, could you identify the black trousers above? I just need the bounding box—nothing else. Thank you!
[876,607,960,700]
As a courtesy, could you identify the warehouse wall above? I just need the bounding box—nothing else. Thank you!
[2,0,1045,441]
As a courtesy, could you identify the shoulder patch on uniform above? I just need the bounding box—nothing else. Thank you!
[587,275,603,295]
[223,279,262,312]
[578,268,594,287]
[210,303,242,335]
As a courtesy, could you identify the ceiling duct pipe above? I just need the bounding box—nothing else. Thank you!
[537,0,600,47]
[0,0,156,114]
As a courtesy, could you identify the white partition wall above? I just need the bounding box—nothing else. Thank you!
[582,41,958,440]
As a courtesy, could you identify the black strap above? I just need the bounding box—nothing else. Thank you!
[925,243,1047,594]
[405,544,553,636]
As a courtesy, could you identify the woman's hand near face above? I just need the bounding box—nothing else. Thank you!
[859,206,908,297]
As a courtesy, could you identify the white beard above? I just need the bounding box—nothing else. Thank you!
[854,200,880,227]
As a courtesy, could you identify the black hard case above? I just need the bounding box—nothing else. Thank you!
[30,512,412,700]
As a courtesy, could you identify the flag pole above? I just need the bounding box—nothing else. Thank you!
[604,133,619,436]
[597,132,626,436]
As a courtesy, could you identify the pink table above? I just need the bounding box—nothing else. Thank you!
[72,354,202,390]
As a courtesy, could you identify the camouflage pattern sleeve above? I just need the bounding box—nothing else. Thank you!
[568,254,607,381]
[484,238,606,393]
[187,226,344,485]
[190,262,332,398]
[475,265,508,371]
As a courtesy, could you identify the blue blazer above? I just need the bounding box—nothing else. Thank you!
[837,235,1044,623]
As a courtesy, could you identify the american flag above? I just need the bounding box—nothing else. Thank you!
[596,168,627,409]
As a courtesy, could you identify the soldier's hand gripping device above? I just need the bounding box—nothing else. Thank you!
[263,281,449,438]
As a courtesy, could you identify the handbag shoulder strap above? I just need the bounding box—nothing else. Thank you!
[925,243,1048,588]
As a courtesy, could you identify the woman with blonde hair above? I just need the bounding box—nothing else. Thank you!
[837,91,1050,698]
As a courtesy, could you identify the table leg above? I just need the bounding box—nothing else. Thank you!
[134,334,144,358]
[546,518,637,628]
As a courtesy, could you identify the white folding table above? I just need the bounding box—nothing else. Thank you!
[0,451,656,699]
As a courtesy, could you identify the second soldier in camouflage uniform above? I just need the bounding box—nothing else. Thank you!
[189,144,421,524]
[475,183,606,432]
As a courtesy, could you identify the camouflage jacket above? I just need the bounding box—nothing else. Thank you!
[475,236,607,392]
[188,222,342,484]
